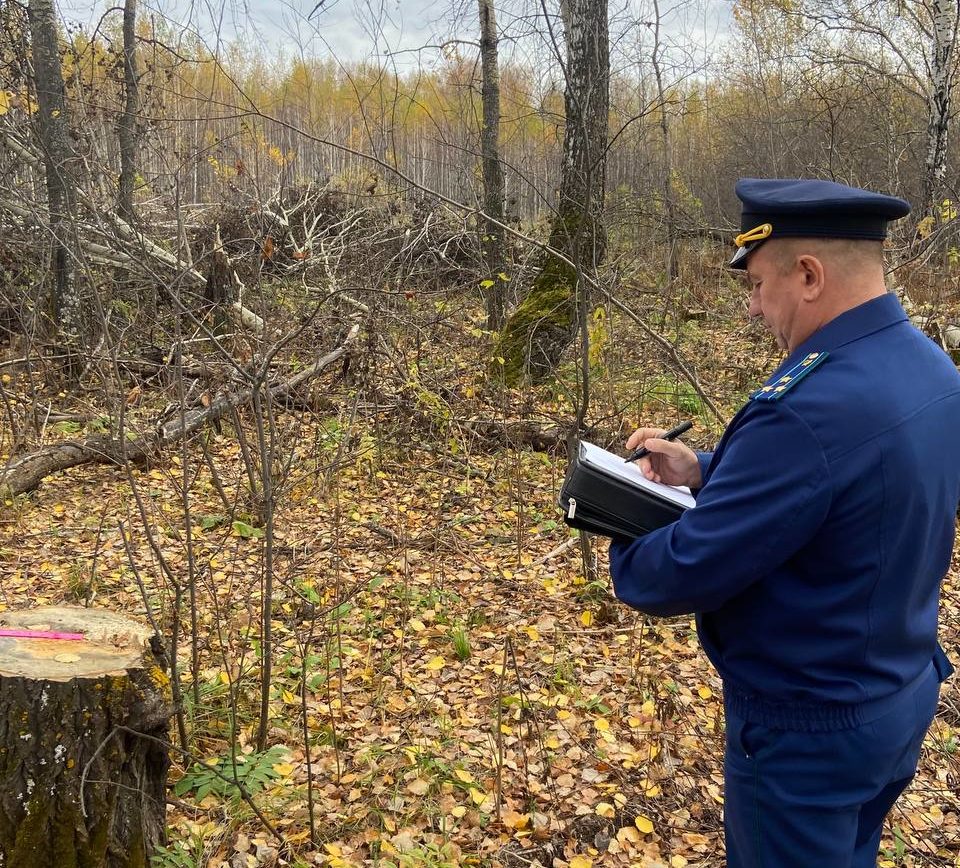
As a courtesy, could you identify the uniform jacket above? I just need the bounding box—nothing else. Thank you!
[609,293,960,730]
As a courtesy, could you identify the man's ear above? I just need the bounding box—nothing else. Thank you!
[796,254,825,301]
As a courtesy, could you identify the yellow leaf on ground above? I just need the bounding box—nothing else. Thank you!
[595,802,615,818]
[594,717,609,732]
[580,610,594,626]
[408,619,427,632]
[635,815,654,834]
[570,857,593,868]
[525,626,540,641]
[469,788,486,805]
[697,685,713,699]
[272,762,294,776]
[501,809,529,830]
[453,768,473,783]
[426,656,445,671]
[671,856,689,867]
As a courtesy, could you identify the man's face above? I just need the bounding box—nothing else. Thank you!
[744,240,806,351]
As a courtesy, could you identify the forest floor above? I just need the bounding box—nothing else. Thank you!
[1,281,959,868]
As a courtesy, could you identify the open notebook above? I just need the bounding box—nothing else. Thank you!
[558,440,696,538]
[579,441,697,509]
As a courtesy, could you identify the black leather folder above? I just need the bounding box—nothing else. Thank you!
[558,441,695,539]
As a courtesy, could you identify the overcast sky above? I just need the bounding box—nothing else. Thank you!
[59,0,733,72]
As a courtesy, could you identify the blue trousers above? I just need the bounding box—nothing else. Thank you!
[724,666,941,868]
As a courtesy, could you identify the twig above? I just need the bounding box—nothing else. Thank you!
[534,537,577,565]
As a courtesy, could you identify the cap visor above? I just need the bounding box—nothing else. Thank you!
[728,242,756,269]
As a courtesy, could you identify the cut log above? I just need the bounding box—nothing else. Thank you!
[0,606,171,868]
[0,325,360,497]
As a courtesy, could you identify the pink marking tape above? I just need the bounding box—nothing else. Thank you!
[0,629,85,640]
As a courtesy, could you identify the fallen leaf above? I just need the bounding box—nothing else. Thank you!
[635,815,654,835]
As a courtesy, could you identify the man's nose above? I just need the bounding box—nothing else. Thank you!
[748,289,762,318]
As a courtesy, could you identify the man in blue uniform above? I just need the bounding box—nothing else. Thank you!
[609,178,960,867]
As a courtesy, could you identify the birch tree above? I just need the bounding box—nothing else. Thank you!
[28,0,82,342]
[780,0,960,215]
[922,0,959,213]
[493,0,609,384]
[118,0,140,221]
[478,0,507,330]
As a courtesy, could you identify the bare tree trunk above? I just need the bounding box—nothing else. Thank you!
[651,0,678,283]
[28,0,81,342]
[493,0,609,384]
[118,0,139,222]
[478,0,507,331]
[922,0,959,216]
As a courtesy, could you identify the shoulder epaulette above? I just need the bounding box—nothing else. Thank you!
[750,351,829,402]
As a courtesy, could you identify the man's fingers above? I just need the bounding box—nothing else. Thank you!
[643,437,684,458]
[639,456,656,479]
[626,427,667,451]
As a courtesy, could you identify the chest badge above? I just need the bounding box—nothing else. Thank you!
[750,351,829,402]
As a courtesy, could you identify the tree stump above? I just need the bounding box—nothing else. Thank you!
[0,606,172,868]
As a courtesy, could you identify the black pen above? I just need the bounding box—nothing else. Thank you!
[624,420,693,463]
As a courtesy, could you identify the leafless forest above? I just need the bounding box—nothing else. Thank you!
[0,0,959,866]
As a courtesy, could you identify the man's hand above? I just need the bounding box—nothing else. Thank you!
[626,427,702,488]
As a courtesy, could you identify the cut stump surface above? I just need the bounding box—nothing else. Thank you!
[0,606,172,868]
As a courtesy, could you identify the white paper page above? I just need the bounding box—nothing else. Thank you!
[580,441,697,510]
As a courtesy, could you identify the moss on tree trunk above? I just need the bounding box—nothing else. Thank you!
[492,252,578,384]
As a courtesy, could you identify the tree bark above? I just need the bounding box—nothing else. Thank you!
[27,0,81,341]
[651,0,678,283]
[478,0,507,331]
[493,0,609,384]
[0,607,171,868]
[117,0,139,222]
[922,0,958,216]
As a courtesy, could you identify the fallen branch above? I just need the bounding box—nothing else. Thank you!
[0,129,264,335]
[0,326,360,497]
[534,537,577,565]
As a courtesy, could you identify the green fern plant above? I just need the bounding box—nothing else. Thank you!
[173,745,288,802]
[150,838,205,868]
